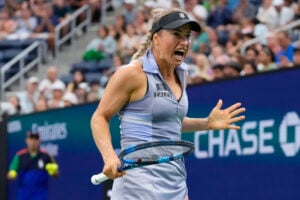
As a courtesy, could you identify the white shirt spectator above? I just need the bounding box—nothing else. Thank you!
[272,0,295,28]
[186,4,208,23]
[256,4,277,29]
[38,79,65,100]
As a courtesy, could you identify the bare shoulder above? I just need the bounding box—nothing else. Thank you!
[110,60,146,87]
[108,60,146,102]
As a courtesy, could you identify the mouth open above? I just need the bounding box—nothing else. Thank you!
[174,50,185,60]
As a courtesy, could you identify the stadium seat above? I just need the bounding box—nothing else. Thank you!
[85,72,102,84]
[70,61,100,73]
[59,74,73,85]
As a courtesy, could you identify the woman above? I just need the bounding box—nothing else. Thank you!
[66,69,86,93]
[257,46,278,72]
[91,8,246,200]
[84,25,117,59]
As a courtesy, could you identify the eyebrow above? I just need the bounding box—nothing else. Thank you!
[166,29,191,35]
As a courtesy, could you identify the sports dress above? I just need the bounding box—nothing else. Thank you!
[111,49,189,200]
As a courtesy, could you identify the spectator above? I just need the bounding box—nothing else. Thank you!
[8,95,24,115]
[291,0,300,20]
[0,101,15,117]
[84,25,117,60]
[17,76,40,114]
[143,0,158,20]
[212,63,225,80]
[38,66,65,100]
[52,0,72,22]
[232,0,257,24]
[207,0,233,29]
[0,8,18,40]
[89,80,105,100]
[14,5,37,40]
[275,31,294,67]
[108,14,126,42]
[62,92,78,107]
[206,27,219,49]
[208,45,231,66]
[184,0,208,23]
[190,25,210,54]
[122,0,138,24]
[223,61,242,78]
[6,0,28,11]
[292,46,300,67]
[66,69,86,93]
[117,23,140,58]
[87,91,99,102]
[240,60,258,76]
[253,17,269,45]
[75,82,90,104]
[256,0,277,30]
[244,46,259,63]
[0,95,23,117]
[192,53,213,81]
[272,0,294,28]
[33,3,60,55]
[257,46,278,71]
[34,97,48,112]
[132,8,149,37]
[266,32,282,56]
[207,0,234,45]
[47,81,66,109]
[89,0,102,23]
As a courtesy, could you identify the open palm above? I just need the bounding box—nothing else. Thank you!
[208,99,246,130]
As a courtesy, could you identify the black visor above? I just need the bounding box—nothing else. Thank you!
[151,11,201,38]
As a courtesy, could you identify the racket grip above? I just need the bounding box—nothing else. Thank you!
[91,173,109,185]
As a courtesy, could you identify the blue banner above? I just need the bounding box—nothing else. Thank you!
[6,103,121,200]
[6,68,300,200]
[185,68,300,200]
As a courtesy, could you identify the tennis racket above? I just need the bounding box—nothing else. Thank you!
[91,140,194,185]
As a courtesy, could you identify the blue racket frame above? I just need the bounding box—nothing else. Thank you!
[118,140,194,171]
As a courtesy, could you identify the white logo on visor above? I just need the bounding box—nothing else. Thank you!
[179,13,185,19]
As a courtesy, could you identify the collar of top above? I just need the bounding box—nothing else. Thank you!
[140,49,188,74]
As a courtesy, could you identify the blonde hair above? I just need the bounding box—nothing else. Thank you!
[132,8,184,60]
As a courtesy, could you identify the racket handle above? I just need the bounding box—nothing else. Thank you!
[91,173,109,185]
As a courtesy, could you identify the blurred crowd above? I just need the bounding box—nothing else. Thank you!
[0,0,102,55]
[1,0,300,118]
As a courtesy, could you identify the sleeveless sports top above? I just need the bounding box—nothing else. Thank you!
[119,49,189,148]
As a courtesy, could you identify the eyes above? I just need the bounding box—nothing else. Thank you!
[165,30,191,41]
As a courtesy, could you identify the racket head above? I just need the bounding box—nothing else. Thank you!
[118,140,194,171]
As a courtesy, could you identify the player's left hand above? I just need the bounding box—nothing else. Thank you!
[208,99,246,130]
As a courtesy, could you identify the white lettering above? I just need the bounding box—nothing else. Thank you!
[32,122,68,142]
[259,120,275,154]
[209,130,224,157]
[224,129,241,156]
[41,143,59,156]
[194,131,209,159]
[241,121,258,155]
[7,120,22,133]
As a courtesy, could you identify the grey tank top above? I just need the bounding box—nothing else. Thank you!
[111,50,190,200]
[119,50,189,148]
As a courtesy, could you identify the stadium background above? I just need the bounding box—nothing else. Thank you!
[1,67,300,200]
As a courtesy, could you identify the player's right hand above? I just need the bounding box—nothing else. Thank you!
[102,155,125,179]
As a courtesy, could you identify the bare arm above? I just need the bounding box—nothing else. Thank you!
[90,61,146,179]
[182,99,246,132]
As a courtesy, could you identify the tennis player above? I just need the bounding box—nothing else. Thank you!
[91,8,246,200]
